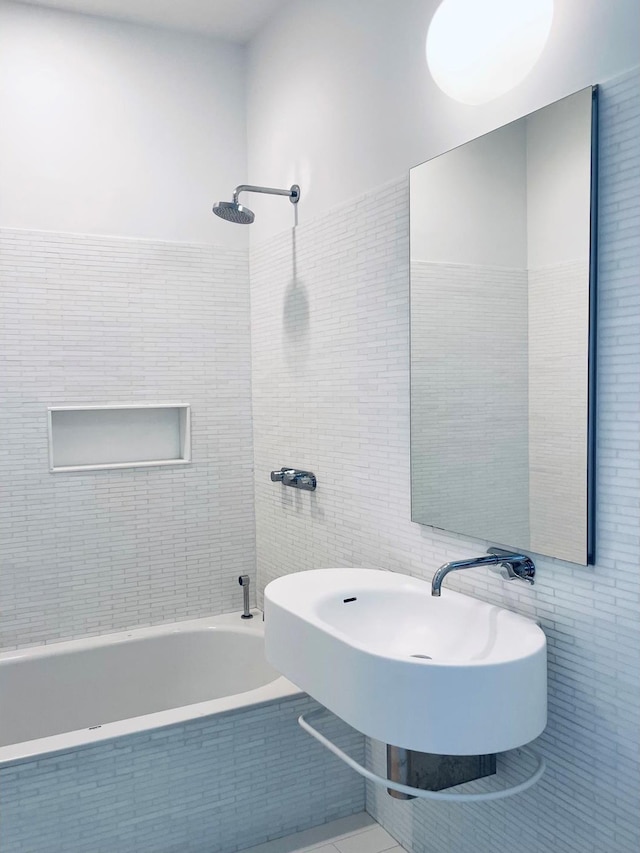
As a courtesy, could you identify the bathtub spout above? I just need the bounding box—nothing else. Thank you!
[238,575,253,619]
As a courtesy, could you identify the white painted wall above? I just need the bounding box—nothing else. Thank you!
[247,0,640,244]
[0,0,247,247]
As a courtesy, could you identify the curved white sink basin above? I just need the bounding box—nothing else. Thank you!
[264,568,547,755]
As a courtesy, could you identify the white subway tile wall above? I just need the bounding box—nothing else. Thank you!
[251,69,639,853]
[0,232,255,649]
[0,696,365,853]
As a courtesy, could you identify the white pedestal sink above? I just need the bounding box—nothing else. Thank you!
[264,568,547,756]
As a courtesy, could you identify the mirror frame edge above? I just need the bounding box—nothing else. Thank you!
[587,84,599,565]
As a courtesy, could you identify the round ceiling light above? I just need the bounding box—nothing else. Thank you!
[426,0,554,105]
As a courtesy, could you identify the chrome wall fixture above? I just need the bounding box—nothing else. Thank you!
[270,468,317,491]
[431,547,536,596]
[212,184,300,225]
[238,574,253,619]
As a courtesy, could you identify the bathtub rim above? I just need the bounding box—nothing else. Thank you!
[0,610,304,768]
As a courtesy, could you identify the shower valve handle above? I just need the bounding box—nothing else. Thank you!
[270,467,317,491]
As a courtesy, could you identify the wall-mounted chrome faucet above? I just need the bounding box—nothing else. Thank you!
[270,468,317,491]
[431,547,535,596]
[238,575,253,619]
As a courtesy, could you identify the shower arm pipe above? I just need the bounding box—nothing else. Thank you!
[232,184,300,204]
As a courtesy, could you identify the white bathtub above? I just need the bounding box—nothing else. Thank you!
[0,611,301,766]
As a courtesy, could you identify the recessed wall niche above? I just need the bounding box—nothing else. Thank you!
[47,405,191,472]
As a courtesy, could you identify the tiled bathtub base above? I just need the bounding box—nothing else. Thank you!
[0,695,365,853]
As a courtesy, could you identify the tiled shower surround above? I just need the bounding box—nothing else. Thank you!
[251,69,639,853]
[0,232,255,649]
[0,232,365,853]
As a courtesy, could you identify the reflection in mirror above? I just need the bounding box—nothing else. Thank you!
[410,87,596,565]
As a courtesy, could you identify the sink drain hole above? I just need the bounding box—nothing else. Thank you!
[411,654,432,659]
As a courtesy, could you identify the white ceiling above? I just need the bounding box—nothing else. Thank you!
[16,0,292,42]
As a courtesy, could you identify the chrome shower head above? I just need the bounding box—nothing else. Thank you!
[212,200,255,225]
[212,183,300,225]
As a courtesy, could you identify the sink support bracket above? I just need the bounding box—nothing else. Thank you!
[298,709,546,802]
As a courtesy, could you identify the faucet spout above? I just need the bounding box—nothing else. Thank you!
[431,549,535,596]
[431,555,500,597]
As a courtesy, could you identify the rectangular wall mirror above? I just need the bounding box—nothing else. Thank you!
[410,86,597,565]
